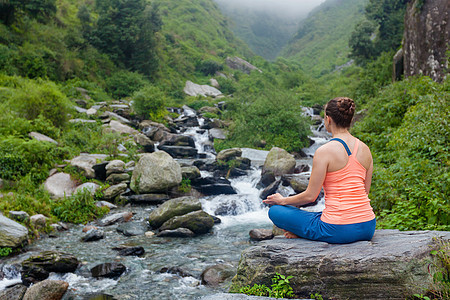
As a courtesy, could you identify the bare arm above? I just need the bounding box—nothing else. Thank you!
[365,160,373,195]
[263,147,328,206]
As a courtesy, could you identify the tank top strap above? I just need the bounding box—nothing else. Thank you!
[329,138,352,156]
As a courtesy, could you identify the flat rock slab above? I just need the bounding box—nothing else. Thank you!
[231,229,450,300]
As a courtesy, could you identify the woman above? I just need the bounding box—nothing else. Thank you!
[263,97,376,244]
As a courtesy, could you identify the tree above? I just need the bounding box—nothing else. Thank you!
[0,0,56,25]
[88,0,161,77]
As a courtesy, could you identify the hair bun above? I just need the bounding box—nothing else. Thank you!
[337,97,355,116]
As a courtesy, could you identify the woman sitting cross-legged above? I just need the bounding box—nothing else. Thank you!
[263,97,376,244]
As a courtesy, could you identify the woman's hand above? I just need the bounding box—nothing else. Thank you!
[263,193,284,205]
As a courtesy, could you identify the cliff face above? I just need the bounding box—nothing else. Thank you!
[403,0,449,82]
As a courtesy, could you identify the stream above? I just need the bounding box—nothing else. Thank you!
[0,107,330,299]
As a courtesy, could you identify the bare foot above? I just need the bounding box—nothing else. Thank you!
[282,230,300,239]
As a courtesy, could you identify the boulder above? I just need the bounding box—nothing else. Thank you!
[157,228,195,238]
[91,263,126,279]
[74,182,100,196]
[262,147,296,176]
[216,148,242,162]
[106,173,130,184]
[81,229,105,242]
[173,115,199,127]
[8,211,30,223]
[95,201,117,209]
[249,229,274,241]
[130,152,182,194]
[209,128,226,140]
[158,145,198,158]
[183,80,222,97]
[181,166,201,180]
[112,246,145,256]
[201,263,235,286]
[159,210,214,234]
[97,212,133,227]
[70,154,107,179]
[126,194,169,205]
[148,196,202,229]
[0,215,28,248]
[159,134,195,148]
[134,133,155,152]
[22,279,69,300]
[225,56,262,74]
[44,173,77,198]
[105,160,126,176]
[30,214,47,228]
[197,183,236,195]
[259,180,281,200]
[282,174,309,194]
[103,111,132,125]
[21,251,79,286]
[0,284,27,300]
[231,230,450,299]
[28,132,58,144]
[116,222,147,236]
[102,183,127,200]
[104,120,138,135]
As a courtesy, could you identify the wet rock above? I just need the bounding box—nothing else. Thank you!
[159,134,196,148]
[262,147,296,176]
[259,180,281,200]
[91,263,126,279]
[21,251,79,286]
[258,172,276,188]
[158,145,198,158]
[0,284,27,300]
[231,230,450,299]
[294,164,310,174]
[214,201,238,216]
[201,263,235,286]
[249,229,274,241]
[102,183,127,200]
[216,148,242,162]
[28,132,58,144]
[148,196,202,229]
[8,211,30,223]
[228,168,247,178]
[126,194,169,205]
[160,266,193,277]
[116,222,147,236]
[81,229,105,242]
[159,210,214,234]
[112,246,145,256]
[157,228,195,238]
[197,183,236,195]
[181,166,201,180]
[282,174,309,194]
[44,172,77,198]
[0,215,28,248]
[130,152,182,194]
[97,212,133,226]
[22,279,68,300]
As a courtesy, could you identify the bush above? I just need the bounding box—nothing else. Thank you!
[132,85,167,121]
[196,59,223,75]
[105,70,147,99]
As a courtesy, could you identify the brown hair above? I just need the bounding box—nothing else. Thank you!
[325,97,355,128]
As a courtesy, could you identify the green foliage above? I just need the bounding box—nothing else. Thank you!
[52,189,109,224]
[88,0,161,76]
[280,0,368,77]
[353,76,450,230]
[310,293,324,300]
[178,178,191,193]
[350,0,407,64]
[427,239,450,299]
[132,85,167,120]
[233,273,294,298]
[196,59,223,76]
[0,75,71,128]
[0,247,12,257]
[105,71,147,99]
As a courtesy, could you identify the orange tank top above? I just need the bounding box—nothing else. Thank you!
[320,139,375,225]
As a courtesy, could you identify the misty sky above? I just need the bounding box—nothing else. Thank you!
[214,0,327,19]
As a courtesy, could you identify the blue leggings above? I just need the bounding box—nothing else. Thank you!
[268,205,376,244]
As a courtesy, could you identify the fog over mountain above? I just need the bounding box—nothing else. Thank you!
[214,0,327,20]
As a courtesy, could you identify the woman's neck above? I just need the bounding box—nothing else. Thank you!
[331,127,350,138]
